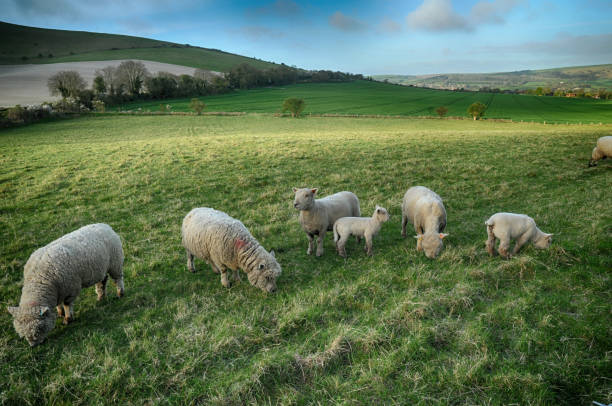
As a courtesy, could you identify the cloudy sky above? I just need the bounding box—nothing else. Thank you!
[3,0,611,75]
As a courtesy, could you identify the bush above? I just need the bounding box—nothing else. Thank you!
[436,106,448,118]
[6,105,27,122]
[93,100,105,113]
[190,98,206,115]
[282,98,305,118]
[467,102,486,120]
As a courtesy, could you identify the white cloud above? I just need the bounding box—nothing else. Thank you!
[329,11,368,32]
[406,0,470,32]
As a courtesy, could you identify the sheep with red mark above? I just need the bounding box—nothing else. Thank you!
[182,207,281,293]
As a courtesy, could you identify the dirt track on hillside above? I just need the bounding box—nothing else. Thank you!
[0,60,207,107]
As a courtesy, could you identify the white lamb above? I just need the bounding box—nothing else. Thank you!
[485,212,553,258]
[589,136,612,167]
[182,207,281,293]
[8,223,124,346]
[401,186,449,259]
[293,188,360,257]
[333,206,390,257]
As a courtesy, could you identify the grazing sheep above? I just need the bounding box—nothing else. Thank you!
[485,212,553,258]
[293,188,360,257]
[7,223,124,347]
[401,186,449,259]
[589,136,612,167]
[333,206,390,257]
[182,207,281,293]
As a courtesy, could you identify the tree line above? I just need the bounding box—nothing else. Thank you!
[47,61,365,109]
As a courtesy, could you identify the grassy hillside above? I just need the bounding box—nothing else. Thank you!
[374,64,612,91]
[0,21,276,71]
[117,80,612,123]
[1,115,610,404]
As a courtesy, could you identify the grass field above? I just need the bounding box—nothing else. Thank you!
[0,115,611,404]
[116,80,612,124]
[0,22,275,71]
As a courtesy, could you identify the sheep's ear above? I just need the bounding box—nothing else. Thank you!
[376,208,381,213]
[311,188,318,195]
[439,233,449,239]
[7,306,19,316]
[270,250,275,258]
[39,306,50,316]
[293,187,298,193]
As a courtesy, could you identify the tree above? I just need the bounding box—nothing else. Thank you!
[190,98,206,115]
[145,72,177,99]
[436,106,448,118]
[47,70,86,98]
[282,98,305,118]
[116,60,150,96]
[97,66,121,96]
[93,75,106,95]
[467,102,486,120]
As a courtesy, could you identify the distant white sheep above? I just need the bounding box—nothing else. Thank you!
[589,136,612,166]
[333,206,390,257]
[8,223,124,346]
[401,186,448,259]
[293,188,360,257]
[485,212,553,258]
[182,207,281,293]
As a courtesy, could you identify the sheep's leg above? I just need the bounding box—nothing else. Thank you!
[306,233,315,255]
[401,215,408,238]
[186,249,196,272]
[512,233,531,255]
[56,305,64,318]
[498,238,511,259]
[62,300,74,325]
[486,226,497,256]
[95,275,108,301]
[233,269,241,283]
[365,234,374,256]
[216,264,231,288]
[316,233,325,257]
[337,234,349,258]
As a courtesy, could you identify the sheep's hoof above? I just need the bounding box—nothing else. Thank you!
[62,316,73,325]
[97,294,105,301]
[117,289,124,298]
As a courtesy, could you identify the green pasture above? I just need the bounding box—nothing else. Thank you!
[117,81,612,124]
[0,115,610,404]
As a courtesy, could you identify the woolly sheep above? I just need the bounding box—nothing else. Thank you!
[8,223,124,347]
[485,212,553,258]
[333,206,390,257]
[182,207,281,293]
[293,188,360,257]
[589,136,612,167]
[401,186,449,259]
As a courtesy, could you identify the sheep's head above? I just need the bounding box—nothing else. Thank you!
[247,249,282,293]
[534,233,553,249]
[7,305,56,347]
[293,188,317,210]
[592,146,604,161]
[416,232,448,259]
[373,206,390,223]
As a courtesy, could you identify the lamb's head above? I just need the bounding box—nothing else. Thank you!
[7,305,56,346]
[534,233,553,249]
[247,249,282,293]
[592,146,604,161]
[373,206,390,223]
[293,188,317,210]
[416,232,449,259]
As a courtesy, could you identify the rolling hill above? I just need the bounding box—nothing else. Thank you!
[374,64,612,91]
[0,21,276,71]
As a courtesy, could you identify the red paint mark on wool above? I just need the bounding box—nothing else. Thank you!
[234,238,249,250]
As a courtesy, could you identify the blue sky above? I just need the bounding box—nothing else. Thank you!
[3,0,611,75]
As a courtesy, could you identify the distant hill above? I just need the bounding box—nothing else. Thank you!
[0,21,277,72]
[373,64,612,91]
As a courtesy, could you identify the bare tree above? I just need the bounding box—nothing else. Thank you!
[96,66,121,96]
[47,70,86,98]
[116,61,150,96]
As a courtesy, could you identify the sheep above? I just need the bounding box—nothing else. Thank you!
[293,188,360,257]
[401,186,449,259]
[7,223,124,347]
[485,212,553,258]
[589,136,612,167]
[333,206,390,257]
[182,207,281,293]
